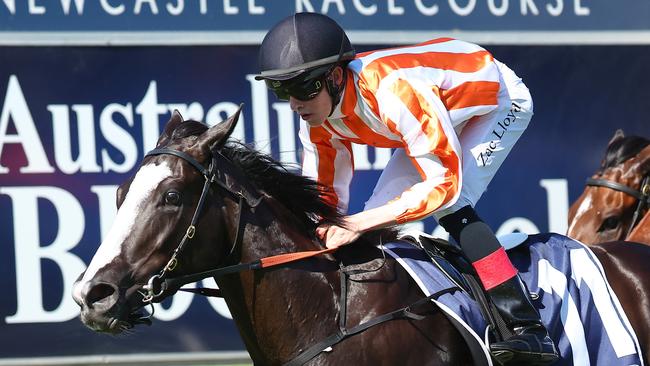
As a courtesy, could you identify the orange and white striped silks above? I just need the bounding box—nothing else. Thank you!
[300,38,501,223]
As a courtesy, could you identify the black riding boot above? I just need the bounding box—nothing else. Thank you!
[488,274,559,365]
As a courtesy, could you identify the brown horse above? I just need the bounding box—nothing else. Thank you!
[568,130,650,245]
[71,108,476,365]
[72,110,650,365]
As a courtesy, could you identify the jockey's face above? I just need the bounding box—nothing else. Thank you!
[289,66,344,127]
[289,86,331,127]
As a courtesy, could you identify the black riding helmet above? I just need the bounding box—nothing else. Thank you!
[255,13,355,105]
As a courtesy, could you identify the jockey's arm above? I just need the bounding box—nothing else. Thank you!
[319,78,463,248]
[317,201,400,248]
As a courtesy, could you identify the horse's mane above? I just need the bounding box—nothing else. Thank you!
[221,141,343,227]
[169,120,397,243]
[170,121,340,228]
[600,134,650,172]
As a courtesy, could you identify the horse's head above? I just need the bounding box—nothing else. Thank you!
[568,130,650,244]
[72,107,242,334]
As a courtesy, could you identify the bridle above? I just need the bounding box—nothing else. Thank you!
[139,146,335,304]
[586,174,650,238]
[140,147,263,303]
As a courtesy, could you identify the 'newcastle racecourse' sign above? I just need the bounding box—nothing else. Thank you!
[0,0,649,44]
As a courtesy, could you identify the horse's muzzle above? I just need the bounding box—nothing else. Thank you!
[73,279,150,334]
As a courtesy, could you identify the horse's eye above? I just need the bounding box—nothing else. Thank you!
[164,190,181,206]
[598,216,620,232]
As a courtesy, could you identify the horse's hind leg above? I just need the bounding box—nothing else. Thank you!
[591,241,650,364]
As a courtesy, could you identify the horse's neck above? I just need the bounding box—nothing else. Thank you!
[218,203,340,363]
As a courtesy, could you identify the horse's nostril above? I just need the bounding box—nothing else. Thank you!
[85,283,117,306]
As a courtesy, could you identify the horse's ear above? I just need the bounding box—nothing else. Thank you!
[156,110,185,147]
[608,129,625,147]
[197,104,243,152]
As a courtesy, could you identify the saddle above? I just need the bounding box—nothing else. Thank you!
[399,232,519,344]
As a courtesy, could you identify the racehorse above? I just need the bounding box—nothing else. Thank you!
[567,130,650,245]
[72,109,650,365]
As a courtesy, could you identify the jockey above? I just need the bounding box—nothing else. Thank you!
[255,12,559,365]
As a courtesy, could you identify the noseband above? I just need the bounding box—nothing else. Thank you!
[586,175,650,237]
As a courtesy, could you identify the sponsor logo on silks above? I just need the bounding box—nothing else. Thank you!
[476,102,521,167]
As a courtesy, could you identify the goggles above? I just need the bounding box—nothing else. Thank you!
[265,66,332,101]
[266,77,326,101]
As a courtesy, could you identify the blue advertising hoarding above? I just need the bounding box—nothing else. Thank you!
[0,0,648,31]
[1,1,650,45]
[0,44,648,361]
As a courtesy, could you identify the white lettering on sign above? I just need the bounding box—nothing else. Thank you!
[1,0,15,14]
[2,186,86,323]
[134,0,159,15]
[166,0,184,15]
[520,0,540,15]
[449,0,476,16]
[0,0,592,17]
[295,0,590,16]
[539,179,568,234]
[0,75,55,174]
[574,0,589,15]
[28,0,45,14]
[48,104,102,174]
[487,0,507,16]
[61,0,85,15]
[415,0,438,16]
[353,0,378,15]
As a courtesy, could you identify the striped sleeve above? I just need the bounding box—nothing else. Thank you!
[354,38,501,222]
[298,120,354,213]
[376,77,463,223]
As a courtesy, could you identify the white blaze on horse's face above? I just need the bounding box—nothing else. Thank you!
[76,162,173,289]
[568,194,593,235]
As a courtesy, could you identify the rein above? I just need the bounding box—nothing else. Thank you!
[586,175,650,238]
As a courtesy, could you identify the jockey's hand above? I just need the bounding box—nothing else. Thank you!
[316,220,362,249]
[316,205,399,249]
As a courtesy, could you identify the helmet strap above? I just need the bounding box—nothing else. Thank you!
[326,66,346,117]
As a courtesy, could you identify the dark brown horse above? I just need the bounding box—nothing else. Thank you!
[568,130,650,245]
[71,108,475,365]
[72,110,650,365]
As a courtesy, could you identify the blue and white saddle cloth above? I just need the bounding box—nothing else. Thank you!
[384,232,644,366]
